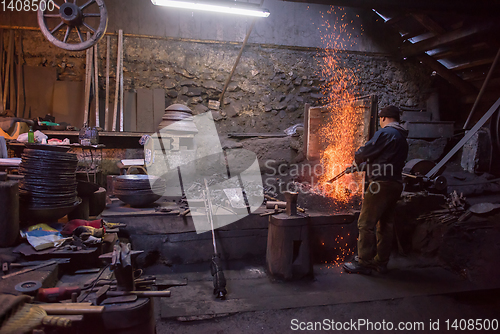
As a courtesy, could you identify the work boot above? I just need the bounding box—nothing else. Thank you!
[364,260,388,274]
[342,261,372,275]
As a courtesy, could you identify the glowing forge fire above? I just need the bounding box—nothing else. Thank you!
[314,6,364,204]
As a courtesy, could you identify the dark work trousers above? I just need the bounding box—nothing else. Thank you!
[357,180,403,266]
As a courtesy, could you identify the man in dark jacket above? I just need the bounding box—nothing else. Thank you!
[343,105,408,275]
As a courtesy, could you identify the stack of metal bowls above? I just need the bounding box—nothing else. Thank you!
[18,146,80,222]
[157,104,198,133]
[113,175,166,207]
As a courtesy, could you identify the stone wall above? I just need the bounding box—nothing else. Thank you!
[19,30,433,135]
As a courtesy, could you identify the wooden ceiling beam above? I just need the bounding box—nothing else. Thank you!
[283,0,500,15]
[384,14,408,26]
[281,0,500,14]
[450,57,496,72]
[401,21,497,57]
[416,54,477,95]
[411,13,447,35]
[400,29,428,42]
[430,42,489,60]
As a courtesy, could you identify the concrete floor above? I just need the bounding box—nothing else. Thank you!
[156,291,500,333]
[148,255,500,333]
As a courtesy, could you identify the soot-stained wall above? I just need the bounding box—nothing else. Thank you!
[1,0,433,135]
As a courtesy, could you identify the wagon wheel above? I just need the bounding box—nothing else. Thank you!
[37,0,108,51]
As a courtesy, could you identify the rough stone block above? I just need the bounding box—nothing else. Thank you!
[407,138,448,161]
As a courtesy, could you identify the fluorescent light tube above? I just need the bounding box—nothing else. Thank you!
[151,0,270,17]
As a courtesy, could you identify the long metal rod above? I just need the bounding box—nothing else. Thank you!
[204,180,217,254]
[426,97,500,178]
[105,35,110,130]
[463,46,500,129]
[219,18,256,106]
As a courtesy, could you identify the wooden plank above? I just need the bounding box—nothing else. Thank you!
[153,88,165,131]
[417,54,477,95]
[0,29,3,86]
[449,57,496,72]
[52,81,85,126]
[402,21,497,57]
[112,32,122,131]
[2,30,13,113]
[136,88,153,132]
[16,31,23,117]
[383,13,408,26]
[431,42,489,60]
[84,33,92,126]
[123,90,137,132]
[227,133,288,138]
[281,0,500,14]
[400,28,427,42]
[9,33,15,114]
[462,46,500,129]
[94,43,99,128]
[119,30,124,132]
[411,13,446,35]
[105,36,110,131]
[24,66,57,119]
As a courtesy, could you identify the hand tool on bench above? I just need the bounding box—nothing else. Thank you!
[106,290,171,298]
[38,286,82,303]
[264,195,306,213]
[1,261,57,280]
[260,204,285,216]
[0,303,71,333]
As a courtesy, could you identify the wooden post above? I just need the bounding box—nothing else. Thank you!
[2,30,13,113]
[16,31,23,118]
[105,36,110,131]
[84,33,92,126]
[119,31,124,132]
[112,30,123,131]
[94,43,99,128]
[219,19,255,107]
[0,29,4,114]
[463,46,500,129]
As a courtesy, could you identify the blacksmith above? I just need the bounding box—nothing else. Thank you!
[343,105,408,274]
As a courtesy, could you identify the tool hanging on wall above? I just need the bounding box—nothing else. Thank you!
[203,179,227,299]
[37,0,108,51]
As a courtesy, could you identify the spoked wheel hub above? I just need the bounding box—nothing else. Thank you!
[37,0,108,51]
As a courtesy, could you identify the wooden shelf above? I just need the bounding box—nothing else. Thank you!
[42,131,147,138]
